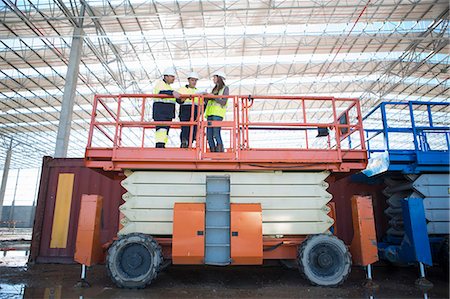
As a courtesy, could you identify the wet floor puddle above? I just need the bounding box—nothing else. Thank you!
[0,250,29,267]
[0,283,25,299]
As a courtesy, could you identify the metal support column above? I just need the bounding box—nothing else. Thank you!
[29,167,41,226]
[8,169,20,224]
[0,140,12,222]
[54,5,85,157]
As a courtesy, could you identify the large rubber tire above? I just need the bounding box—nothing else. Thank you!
[440,236,449,276]
[106,233,163,288]
[298,234,351,287]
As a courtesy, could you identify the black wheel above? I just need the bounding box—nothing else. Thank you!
[440,236,449,276]
[106,233,163,288]
[298,234,351,287]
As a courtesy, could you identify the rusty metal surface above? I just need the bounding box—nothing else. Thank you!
[30,157,125,264]
[328,175,387,245]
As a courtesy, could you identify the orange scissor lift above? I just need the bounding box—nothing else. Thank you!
[77,94,378,288]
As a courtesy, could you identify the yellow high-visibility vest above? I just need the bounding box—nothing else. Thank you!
[205,87,227,118]
[153,80,176,103]
[178,86,199,105]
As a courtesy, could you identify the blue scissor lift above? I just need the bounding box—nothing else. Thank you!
[362,101,449,284]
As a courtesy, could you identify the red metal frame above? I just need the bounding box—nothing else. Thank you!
[85,94,367,172]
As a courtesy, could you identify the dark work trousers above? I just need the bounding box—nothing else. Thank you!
[179,104,199,145]
[153,102,175,144]
[207,115,223,149]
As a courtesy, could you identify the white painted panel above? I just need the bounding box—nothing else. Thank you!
[425,210,450,222]
[231,195,331,210]
[262,222,332,235]
[120,207,332,223]
[124,170,330,185]
[123,171,208,184]
[231,185,329,197]
[120,208,173,222]
[262,210,332,222]
[232,196,331,209]
[230,171,330,185]
[119,221,333,236]
[121,195,205,208]
[119,170,333,236]
[413,174,450,198]
[413,185,450,198]
[424,197,450,209]
[122,195,331,210]
[123,184,206,196]
[414,174,450,186]
[119,222,172,235]
[427,222,450,234]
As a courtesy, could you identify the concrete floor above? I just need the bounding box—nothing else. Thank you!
[0,262,448,298]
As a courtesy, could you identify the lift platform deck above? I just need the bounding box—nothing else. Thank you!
[85,94,367,172]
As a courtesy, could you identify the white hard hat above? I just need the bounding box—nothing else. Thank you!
[187,71,199,79]
[213,70,226,80]
[162,67,176,77]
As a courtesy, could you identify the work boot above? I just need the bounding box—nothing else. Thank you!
[156,142,165,148]
[180,141,188,148]
[210,147,216,152]
[216,144,224,152]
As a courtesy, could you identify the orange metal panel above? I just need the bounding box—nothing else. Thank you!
[74,194,104,266]
[230,204,263,265]
[172,203,205,264]
[156,236,305,260]
[349,195,379,266]
[327,202,338,235]
[262,237,305,259]
[262,245,298,260]
[154,238,172,260]
[85,149,366,172]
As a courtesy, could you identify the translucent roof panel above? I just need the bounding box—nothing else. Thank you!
[0,0,448,168]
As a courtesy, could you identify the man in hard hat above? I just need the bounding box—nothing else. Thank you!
[152,67,181,148]
[178,72,201,148]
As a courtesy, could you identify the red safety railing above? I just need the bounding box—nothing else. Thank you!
[85,94,367,172]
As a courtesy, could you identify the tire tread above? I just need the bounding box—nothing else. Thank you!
[297,234,351,287]
[106,233,163,289]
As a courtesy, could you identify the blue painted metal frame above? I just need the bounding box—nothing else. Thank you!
[363,101,449,267]
[378,198,433,265]
[363,101,449,175]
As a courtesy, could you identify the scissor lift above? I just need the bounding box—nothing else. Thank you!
[363,101,450,282]
[80,94,372,288]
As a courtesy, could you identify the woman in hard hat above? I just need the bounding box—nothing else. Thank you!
[178,71,201,148]
[205,71,229,152]
[152,67,181,148]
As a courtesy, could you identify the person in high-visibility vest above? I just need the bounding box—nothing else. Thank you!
[178,72,201,148]
[152,67,181,148]
[205,71,229,152]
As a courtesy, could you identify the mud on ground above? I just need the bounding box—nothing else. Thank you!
[0,262,448,298]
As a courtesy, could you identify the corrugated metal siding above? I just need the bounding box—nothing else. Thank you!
[30,157,125,264]
[30,157,386,263]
